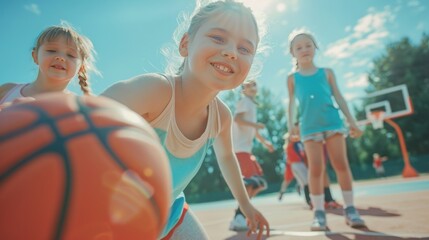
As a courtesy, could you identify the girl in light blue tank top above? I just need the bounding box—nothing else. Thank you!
[102,1,270,239]
[287,31,366,231]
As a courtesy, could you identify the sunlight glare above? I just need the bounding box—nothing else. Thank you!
[236,0,275,13]
[276,3,287,12]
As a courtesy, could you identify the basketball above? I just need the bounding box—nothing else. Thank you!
[0,93,172,240]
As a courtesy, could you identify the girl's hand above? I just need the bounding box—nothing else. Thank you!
[349,123,363,138]
[241,204,270,240]
[289,125,300,142]
[264,141,274,153]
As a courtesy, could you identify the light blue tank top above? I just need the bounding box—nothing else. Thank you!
[294,68,344,137]
[149,75,221,238]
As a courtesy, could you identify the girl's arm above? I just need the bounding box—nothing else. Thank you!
[100,73,171,121]
[325,69,363,138]
[213,101,269,239]
[287,75,299,141]
[255,130,274,152]
[234,112,265,129]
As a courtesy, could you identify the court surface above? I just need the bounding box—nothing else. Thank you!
[192,174,429,240]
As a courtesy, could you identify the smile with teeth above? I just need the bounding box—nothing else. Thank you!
[52,64,65,70]
[211,63,233,73]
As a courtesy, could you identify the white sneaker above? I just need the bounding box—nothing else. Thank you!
[229,214,248,231]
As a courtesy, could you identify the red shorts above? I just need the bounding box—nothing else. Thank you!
[236,152,263,178]
[284,162,294,182]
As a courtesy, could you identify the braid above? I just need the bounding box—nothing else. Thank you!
[78,68,91,95]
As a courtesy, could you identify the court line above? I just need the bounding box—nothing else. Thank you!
[268,229,429,238]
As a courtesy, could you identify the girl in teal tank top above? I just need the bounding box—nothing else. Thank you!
[287,30,366,231]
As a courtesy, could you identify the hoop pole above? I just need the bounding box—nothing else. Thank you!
[384,118,419,178]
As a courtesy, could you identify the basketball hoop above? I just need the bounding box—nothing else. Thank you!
[368,111,385,129]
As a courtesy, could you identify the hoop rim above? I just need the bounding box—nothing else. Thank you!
[368,110,385,129]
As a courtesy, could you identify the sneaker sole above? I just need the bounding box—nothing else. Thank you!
[346,220,367,228]
[310,226,328,231]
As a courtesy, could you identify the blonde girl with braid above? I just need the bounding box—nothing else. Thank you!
[0,23,98,104]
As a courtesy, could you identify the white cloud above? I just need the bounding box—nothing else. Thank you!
[351,58,370,67]
[324,8,394,60]
[24,4,41,15]
[353,30,389,49]
[344,92,360,101]
[344,72,355,79]
[403,0,425,11]
[408,0,420,7]
[324,38,353,59]
[352,10,393,38]
[276,68,288,77]
[346,74,368,88]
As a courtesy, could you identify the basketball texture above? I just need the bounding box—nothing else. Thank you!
[0,93,171,240]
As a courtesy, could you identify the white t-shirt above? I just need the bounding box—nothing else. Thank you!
[232,96,257,153]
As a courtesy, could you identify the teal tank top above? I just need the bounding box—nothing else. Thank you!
[293,68,344,137]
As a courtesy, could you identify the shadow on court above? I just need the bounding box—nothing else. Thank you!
[194,174,429,239]
[326,206,401,217]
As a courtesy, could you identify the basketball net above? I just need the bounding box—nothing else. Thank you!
[368,111,385,129]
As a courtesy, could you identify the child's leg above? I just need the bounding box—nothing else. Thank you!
[325,134,366,227]
[279,163,294,200]
[305,140,329,231]
[323,170,330,187]
[279,180,288,193]
[325,134,353,191]
[246,183,257,198]
[325,134,354,207]
[304,141,325,194]
[291,162,308,188]
[169,208,209,239]
[323,172,336,202]
[303,140,325,209]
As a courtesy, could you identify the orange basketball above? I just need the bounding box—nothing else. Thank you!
[0,93,172,240]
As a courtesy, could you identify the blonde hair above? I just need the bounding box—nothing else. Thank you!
[241,79,257,89]
[288,28,318,71]
[162,0,267,80]
[33,22,99,95]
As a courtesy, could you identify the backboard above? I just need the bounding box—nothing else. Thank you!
[348,84,413,126]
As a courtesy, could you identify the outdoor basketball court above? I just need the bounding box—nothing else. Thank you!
[192,174,429,239]
[190,84,429,239]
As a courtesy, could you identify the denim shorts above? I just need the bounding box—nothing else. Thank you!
[301,129,348,143]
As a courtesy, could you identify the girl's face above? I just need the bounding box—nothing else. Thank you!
[181,10,258,91]
[291,34,316,64]
[32,35,82,84]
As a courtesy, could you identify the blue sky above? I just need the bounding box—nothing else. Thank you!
[1,0,428,108]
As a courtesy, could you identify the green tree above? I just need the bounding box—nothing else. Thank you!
[351,34,429,165]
